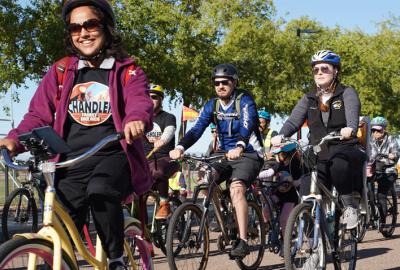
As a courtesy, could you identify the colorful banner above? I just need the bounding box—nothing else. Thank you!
[182,106,199,122]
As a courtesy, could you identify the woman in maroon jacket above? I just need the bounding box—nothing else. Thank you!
[0,1,153,269]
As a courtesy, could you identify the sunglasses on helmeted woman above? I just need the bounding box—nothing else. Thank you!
[67,18,103,36]
[312,66,333,75]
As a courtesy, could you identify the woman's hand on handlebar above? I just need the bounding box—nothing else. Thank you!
[340,127,353,140]
[0,138,18,157]
[124,120,145,144]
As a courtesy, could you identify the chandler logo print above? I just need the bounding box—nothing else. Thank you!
[68,81,111,126]
[146,123,162,140]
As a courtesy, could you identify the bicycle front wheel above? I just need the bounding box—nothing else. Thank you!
[284,203,326,270]
[356,212,367,243]
[333,228,357,270]
[236,200,265,270]
[166,202,209,270]
[378,186,397,238]
[124,219,154,270]
[1,188,38,241]
[0,237,75,269]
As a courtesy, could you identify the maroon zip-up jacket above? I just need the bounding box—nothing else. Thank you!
[7,56,154,195]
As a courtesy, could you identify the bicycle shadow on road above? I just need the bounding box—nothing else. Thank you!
[360,233,400,245]
[257,263,285,270]
[357,247,392,260]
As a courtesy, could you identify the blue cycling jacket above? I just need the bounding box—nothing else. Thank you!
[179,90,262,154]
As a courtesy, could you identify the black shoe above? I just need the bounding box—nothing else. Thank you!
[229,239,250,259]
[109,261,127,270]
[209,220,221,232]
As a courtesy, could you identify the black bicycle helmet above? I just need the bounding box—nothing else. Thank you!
[211,64,239,81]
[62,0,115,26]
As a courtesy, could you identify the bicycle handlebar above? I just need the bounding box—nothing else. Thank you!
[183,153,226,163]
[1,132,125,171]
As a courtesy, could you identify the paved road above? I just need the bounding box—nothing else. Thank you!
[150,227,400,270]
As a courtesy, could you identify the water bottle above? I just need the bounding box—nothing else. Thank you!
[326,211,335,238]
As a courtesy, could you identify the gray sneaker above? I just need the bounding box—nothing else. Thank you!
[342,207,358,230]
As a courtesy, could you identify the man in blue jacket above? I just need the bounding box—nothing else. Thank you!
[170,63,263,258]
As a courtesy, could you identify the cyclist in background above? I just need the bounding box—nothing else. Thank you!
[258,142,303,240]
[369,116,399,226]
[0,1,153,269]
[258,109,278,155]
[271,50,366,230]
[170,63,264,258]
[144,84,180,219]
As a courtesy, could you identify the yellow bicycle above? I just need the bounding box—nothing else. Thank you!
[0,126,153,270]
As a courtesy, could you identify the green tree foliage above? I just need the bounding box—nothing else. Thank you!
[1,0,400,130]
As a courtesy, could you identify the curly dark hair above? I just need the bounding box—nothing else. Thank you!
[63,5,129,61]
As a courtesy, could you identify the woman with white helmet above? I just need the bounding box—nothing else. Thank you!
[271,50,366,230]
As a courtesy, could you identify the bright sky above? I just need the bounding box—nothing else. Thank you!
[1,1,399,153]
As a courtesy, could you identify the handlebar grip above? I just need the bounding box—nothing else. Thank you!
[117,132,125,140]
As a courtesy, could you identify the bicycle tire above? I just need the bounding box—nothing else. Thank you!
[1,188,38,241]
[0,236,75,269]
[124,219,154,270]
[166,202,209,270]
[235,200,266,270]
[284,203,327,270]
[380,186,397,238]
[356,212,367,243]
[333,228,357,270]
[153,196,182,255]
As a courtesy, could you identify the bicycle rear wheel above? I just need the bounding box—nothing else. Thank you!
[235,200,265,270]
[284,203,326,270]
[333,228,357,270]
[124,219,154,270]
[166,202,209,270]
[380,186,397,238]
[0,237,75,269]
[1,188,38,241]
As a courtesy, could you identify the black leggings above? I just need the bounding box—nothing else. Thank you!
[300,146,366,197]
[55,154,131,259]
[376,173,397,217]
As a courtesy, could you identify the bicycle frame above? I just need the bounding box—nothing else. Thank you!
[1,132,143,270]
[13,162,137,270]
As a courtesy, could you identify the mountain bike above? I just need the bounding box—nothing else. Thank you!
[356,154,397,242]
[1,169,44,241]
[283,133,358,270]
[0,126,153,270]
[166,154,265,270]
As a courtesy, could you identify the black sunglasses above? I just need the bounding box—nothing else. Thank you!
[371,129,383,133]
[214,80,230,86]
[150,95,161,100]
[67,18,103,36]
[312,66,333,75]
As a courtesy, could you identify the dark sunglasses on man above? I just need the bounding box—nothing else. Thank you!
[214,79,230,86]
[67,18,103,36]
[150,94,161,100]
[371,129,383,133]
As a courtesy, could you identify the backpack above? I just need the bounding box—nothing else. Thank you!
[212,89,264,147]
[54,56,136,109]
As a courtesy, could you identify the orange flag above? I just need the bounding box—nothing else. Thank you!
[182,106,199,121]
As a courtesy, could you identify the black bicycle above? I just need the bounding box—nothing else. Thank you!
[166,154,265,270]
[1,163,45,241]
[357,154,397,242]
